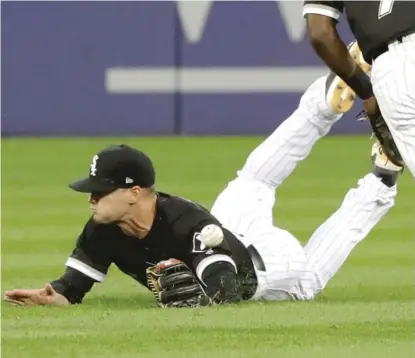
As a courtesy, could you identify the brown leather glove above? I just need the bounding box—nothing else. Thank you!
[146,259,212,308]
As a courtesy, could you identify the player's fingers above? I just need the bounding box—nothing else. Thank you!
[3,297,26,306]
[4,290,18,297]
[159,272,198,290]
[4,289,37,299]
[160,284,204,304]
[6,295,43,306]
[44,283,56,296]
[4,291,20,300]
[20,297,42,306]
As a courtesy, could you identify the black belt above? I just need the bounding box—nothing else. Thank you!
[247,244,266,272]
[372,27,415,61]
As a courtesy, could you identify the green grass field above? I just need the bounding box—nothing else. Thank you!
[2,136,414,358]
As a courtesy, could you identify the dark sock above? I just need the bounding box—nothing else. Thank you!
[373,167,400,187]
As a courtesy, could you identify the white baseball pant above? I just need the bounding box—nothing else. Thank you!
[211,76,397,300]
[371,33,415,180]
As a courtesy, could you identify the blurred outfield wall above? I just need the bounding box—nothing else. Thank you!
[2,1,370,136]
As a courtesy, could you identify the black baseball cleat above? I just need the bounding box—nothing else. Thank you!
[371,142,403,187]
[325,41,372,114]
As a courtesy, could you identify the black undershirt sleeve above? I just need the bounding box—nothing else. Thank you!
[200,261,242,303]
[50,267,96,304]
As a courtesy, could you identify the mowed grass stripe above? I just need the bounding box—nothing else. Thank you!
[3,343,413,358]
[3,300,412,327]
[83,342,415,358]
[323,285,414,303]
[3,320,413,356]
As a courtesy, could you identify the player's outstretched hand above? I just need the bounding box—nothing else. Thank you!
[4,283,69,306]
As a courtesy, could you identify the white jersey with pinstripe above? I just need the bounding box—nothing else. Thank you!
[302,0,415,180]
[210,75,397,300]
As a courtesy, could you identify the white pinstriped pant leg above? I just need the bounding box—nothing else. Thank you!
[300,173,397,298]
[238,76,342,189]
[371,33,415,179]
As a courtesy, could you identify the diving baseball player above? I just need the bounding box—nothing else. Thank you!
[4,44,403,307]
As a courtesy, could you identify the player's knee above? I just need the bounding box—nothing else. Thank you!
[296,272,325,300]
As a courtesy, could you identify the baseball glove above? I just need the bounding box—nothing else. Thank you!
[146,259,212,308]
[358,103,404,167]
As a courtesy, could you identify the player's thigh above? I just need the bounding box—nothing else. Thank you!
[248,227,316,301]
[210,177,275,236]
[372,45,415,125]
[372,50,415,175]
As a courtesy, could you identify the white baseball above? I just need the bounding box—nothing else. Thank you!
[200,224,224,248]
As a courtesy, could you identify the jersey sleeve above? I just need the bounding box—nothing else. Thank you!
[65,219,113,283]
[303,1,344,20]
[188,223,242,303]
[192,230,239,285]
[171,199,238,280]
[50,266,96,304]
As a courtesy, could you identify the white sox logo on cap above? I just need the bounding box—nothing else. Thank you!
[90,155,99,176]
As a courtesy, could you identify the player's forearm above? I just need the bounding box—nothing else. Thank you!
[50,267,95,304]
[201,261,242,303]
[50,278,84,304]
[306,14,373,100]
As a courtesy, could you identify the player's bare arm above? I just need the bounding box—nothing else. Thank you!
[306,15,357,85]
[305,14,373,101]
[303,1,374,101]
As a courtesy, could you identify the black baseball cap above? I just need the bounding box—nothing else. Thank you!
[69,144,155,193]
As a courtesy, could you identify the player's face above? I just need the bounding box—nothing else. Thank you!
[89,189,132,223]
